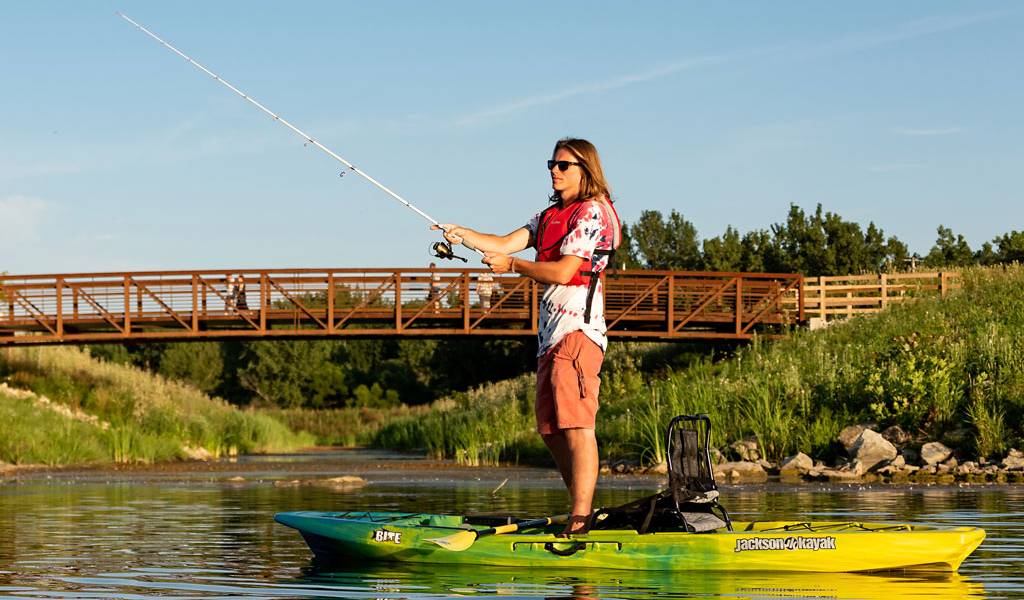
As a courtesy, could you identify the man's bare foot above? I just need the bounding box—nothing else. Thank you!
[557,514,591,537]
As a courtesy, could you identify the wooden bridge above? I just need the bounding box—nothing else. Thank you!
[0,268,804,346]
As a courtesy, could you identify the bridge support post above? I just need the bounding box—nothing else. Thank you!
[56,277,64,338]
[394,273,402,332]
[123,274,131,335]
[328,273,335,334]
[462,271,470,332]
[259,272,267,333]
[667,275,674,335]
[735,277,742,336]
[191,275,199,333]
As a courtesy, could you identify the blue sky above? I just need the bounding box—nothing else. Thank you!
[1,2,1020,274]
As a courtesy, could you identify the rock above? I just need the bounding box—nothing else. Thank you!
[756,459,774,471]
[314,476,367,489]
[274,479,302,487]
[890,455,906,469]
[955,462,978,476]
[837,425,869,454]
[943,457,959,470]
[881,425,911,446]
[730,438,761,462]
[844,459,866,476]
[645,461,668,476]
[611,459,639,473]
[226,476,246,482]
[819,467,860,482]
[851,429,897,472]
[181,445,214,461]
[710,447,725,465]
[779,452,814,475]
[1001,449,1024,471]
[902,464,920,473]
[713,461,767,483]
[921,442,953,466]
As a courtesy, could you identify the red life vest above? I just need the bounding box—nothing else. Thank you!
[534,197,622,323]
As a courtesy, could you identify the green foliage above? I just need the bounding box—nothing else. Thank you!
[0,393,109,465]
[861,333,962,431]
[701,226,743,272]
[158,342,223,393]
[925,225,975,267]
[371,265,1024,465]
[630,209,702,270]
[237,341,348,408]
[0,346,311,465]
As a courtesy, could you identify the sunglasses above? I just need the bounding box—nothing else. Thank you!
[547,160,582,172]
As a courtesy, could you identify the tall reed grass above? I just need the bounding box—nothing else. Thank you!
[371,265,1024,464]
[0,346,312,466]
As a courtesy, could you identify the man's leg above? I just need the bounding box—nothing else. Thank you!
[563,427,598,532]
[542,432,572,489]
[543,428,598,534]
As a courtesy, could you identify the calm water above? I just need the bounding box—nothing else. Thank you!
[1,450,1021,599]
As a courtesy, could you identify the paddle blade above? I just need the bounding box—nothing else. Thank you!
[426,529,478,552]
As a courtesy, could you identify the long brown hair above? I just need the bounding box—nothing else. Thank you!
[550,137,612,204]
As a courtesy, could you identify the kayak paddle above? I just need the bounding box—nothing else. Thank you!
[427,515,568,552]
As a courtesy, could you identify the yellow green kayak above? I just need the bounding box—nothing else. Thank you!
[274,511,984,572]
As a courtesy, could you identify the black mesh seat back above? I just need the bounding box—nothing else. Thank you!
[667,415,718,504]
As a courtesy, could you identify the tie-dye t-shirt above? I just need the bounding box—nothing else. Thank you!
[525,199,620,357]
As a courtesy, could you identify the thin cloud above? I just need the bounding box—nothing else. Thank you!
[454,10,1011,127]
[454,54,732,127]
[893,127,964,136]
[816,10,1012,55]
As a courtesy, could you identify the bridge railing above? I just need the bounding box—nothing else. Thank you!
[0,268,803,345]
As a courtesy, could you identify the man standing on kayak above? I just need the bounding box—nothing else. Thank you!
[434,138,622,535]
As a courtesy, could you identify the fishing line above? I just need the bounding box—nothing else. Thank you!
[116,12,482,259]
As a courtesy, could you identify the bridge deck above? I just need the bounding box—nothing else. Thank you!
[0,268,804,345]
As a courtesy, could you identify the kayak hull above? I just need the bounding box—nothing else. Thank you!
[275,511,985,572]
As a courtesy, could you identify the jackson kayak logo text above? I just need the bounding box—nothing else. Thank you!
[372,529,402,545]
[734,536,837,553]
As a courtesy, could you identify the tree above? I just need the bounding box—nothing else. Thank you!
[701,226,743,272]
[994,230,1024,263]
[237,340,348,408]
[630,209,701,270]
[158,342,223,394]
[925,226,974,267]
[610,222,642,270]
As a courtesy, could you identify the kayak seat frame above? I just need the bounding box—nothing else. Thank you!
[593,414,733,534]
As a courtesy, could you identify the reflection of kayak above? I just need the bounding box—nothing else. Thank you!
[275,511,985,572]
[296,561,986,599]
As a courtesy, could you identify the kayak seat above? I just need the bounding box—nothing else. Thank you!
[593,414,733,534]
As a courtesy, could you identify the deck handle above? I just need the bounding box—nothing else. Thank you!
[543,541,587,557]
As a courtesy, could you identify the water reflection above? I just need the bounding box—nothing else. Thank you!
[0,451,1021,598]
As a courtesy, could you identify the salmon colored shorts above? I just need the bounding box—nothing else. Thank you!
[535,331,604,434]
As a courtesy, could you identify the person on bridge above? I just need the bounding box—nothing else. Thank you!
[434,137,621,536]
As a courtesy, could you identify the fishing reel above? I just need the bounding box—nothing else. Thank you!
[431,240,467,262]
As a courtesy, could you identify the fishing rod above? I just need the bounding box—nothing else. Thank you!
[116,12,477,262]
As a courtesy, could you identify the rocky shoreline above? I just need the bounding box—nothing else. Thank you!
[604,424,1024,485]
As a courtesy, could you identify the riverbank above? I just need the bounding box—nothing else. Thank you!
[373,265,1024,474]
[0,346,313,466]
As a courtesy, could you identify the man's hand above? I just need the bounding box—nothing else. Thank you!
[483,252,513,274]
[431,224,466,246]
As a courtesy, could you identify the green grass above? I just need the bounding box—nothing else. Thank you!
[263,405,431,447]
[370,265,1024,464]
[0,346,313,466]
